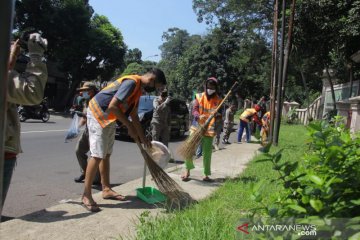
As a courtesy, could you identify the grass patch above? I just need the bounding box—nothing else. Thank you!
[133,125,308,240]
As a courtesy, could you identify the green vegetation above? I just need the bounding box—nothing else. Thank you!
[250,118,360,239]
[134,125,308,239]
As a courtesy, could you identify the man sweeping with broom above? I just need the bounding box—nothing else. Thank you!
[181,77,222,182]
[82,68,167,212]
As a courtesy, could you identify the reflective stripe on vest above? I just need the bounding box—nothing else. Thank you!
[192,92,221,137]
[89,75,142,128]
[240,108,257,122]
[262,111,270,125]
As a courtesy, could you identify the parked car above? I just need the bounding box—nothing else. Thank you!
[115,95,189,139]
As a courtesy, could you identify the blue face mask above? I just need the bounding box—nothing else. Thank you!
[82,92,90,99]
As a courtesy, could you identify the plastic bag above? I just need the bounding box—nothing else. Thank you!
[64,114,81,142]
[145,141,171,169]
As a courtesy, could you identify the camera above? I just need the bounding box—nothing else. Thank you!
[18,28,45,50]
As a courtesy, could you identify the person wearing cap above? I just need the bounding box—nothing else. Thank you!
[237,104,262,143]
[151,88,171,147]
[181,77,222,182]
[82,68,166,212]
[73,82,101,184]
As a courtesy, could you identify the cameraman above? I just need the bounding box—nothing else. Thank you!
[3,33,48,209]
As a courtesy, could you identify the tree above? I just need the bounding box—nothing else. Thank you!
[293,0,360,112]
[125,48,142,65]
[121,62,145,76]
[158,28,203,97]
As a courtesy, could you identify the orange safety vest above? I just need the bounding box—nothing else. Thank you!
[89,75,142,128]
[240,108,257,123]
[190,92,222,137]
[262,111,270,126]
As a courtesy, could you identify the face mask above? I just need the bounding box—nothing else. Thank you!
[83,92,90,99]
[144,82,156,93]
[207,89,216,95]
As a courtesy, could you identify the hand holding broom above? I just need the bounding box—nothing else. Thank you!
[178,82,238,160]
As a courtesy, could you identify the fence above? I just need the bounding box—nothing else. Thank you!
[295,96,322,125]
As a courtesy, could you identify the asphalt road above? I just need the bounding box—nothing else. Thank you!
[2,114,186,218]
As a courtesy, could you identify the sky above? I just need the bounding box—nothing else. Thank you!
[88,0,209,62]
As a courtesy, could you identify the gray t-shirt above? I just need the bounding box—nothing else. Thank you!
[94,79,136,116]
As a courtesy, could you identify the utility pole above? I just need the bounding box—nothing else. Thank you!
[269,0,279,141]
[0,0,15,217]
[273,0,286,146]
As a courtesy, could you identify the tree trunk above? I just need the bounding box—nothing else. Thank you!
[58,77,83,111]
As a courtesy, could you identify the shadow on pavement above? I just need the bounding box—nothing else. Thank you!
[0,215,15,222]
[19,208,93,223]
[98,195,158,210]
[189,177,226,187]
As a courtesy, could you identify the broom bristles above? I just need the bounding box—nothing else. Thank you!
[177,127,204,160]
[141,148,193,202]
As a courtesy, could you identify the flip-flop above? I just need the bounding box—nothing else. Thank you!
[82,202,101,212]
[181,174,190,182]
[103,194,126,201]
[202,177,213,182]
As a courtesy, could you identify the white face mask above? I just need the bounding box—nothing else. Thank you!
[82,92,90,99]
[207,89,216,95]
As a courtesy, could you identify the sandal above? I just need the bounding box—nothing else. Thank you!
[81,202,101,212]
[181,172,190,182]
[102,189,126,201]
[203,176,213,182]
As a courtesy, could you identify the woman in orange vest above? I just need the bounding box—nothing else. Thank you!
[181,77,222,182]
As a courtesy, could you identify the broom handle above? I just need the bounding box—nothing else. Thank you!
[142,161,146,188]
[135,139,148,188]
[203,82,238,126]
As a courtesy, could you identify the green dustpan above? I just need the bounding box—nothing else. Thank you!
[136,162,166,204]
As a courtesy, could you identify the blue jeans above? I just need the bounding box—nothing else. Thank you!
[2,158,16,207]
[196,144,202,157]
[237,120,250,142]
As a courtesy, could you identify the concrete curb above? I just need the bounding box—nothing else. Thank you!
[0,141,261,240]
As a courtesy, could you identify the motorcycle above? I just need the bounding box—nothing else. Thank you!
[18,97,50,122]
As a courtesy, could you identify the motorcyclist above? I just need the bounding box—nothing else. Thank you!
[18,97,49,122]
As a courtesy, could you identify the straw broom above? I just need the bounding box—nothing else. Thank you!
[135,140,193,203]
[178,82,238,160]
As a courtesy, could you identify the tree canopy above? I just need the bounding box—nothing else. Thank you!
[14,0,127,107]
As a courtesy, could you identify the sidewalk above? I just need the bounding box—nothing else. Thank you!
[0,141,260,240]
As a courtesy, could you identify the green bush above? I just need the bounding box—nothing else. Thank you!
[252,118,360,238]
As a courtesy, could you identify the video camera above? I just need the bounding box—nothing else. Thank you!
[16,28,46,51]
